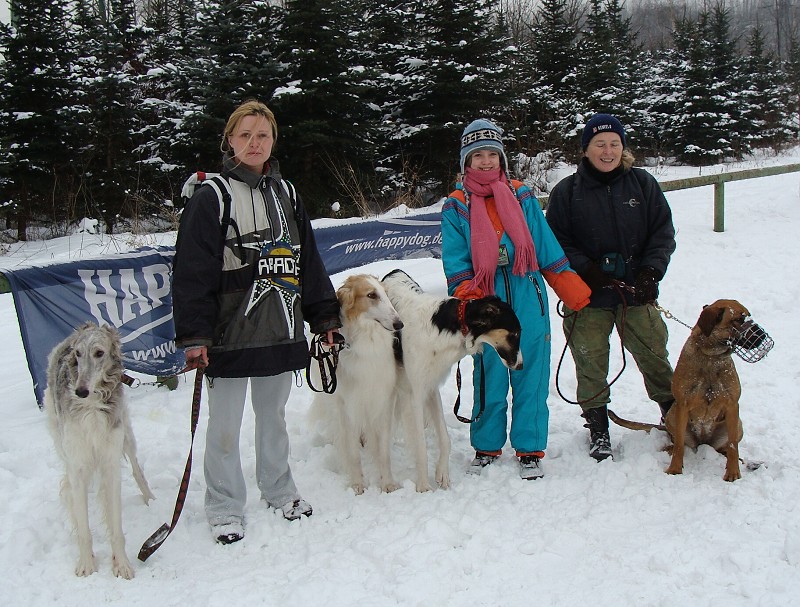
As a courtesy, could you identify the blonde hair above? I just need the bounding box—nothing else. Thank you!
[220,100,278,155]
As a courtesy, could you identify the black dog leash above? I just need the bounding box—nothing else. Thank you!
[138,363,204,562]
[453,355,486,423]
[451,299,488,424]
[554,281,632,406]
[306,332,346,394]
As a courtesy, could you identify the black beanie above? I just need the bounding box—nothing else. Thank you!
[581,114,626,150]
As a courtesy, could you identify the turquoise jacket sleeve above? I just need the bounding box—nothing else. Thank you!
[441,190,475,296]
[440,183,573,298]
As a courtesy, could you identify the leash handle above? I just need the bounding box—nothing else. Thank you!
[452,357,485,424]
[306,333,345,394]
[138,366,204,562]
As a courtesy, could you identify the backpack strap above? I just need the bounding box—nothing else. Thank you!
[280,178,300,222]
[205,176,246,262]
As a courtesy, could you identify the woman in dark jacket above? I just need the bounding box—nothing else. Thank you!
[546,114,676,462]
[172,100,340,544]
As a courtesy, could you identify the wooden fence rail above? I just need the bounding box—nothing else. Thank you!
[539,163,800,232]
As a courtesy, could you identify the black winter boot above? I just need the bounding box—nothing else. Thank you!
[583,406,613,462]
[658,401,674,425]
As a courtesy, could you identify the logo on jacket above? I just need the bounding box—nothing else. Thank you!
[623,198,640,207]
[244,241,301,332]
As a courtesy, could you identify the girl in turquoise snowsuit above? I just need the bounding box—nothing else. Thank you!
[441,119,590,479]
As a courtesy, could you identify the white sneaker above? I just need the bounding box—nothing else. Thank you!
[467,452,499,476]
[281,498,313,521]
[518,455,544,480]
[212,521,244,544]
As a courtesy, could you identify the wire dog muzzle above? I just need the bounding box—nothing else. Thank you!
[729,318,774,363]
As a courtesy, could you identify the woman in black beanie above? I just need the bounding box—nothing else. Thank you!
[545,114,676,462]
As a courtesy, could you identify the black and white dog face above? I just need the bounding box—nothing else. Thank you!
[380,269,523,370]
[460,296,523,370]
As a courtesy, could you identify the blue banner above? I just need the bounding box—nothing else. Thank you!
[6,247,185,406]
[314,212,442,275]
[5,212,444,407]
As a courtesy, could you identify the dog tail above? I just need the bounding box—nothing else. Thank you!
[608,409,665,433]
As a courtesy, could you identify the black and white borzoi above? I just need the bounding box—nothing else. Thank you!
[44,322,154,579]
[381,269,523,492]
[311,274,404,494]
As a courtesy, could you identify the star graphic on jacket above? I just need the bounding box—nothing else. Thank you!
[242,240,301,333]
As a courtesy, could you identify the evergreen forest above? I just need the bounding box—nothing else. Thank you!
[1,0,799,239]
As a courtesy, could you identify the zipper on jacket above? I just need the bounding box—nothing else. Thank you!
[528,274,545,316]
[501,266,513,305]
[258,179,276,243]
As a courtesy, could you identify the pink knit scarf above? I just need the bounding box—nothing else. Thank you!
[463,167,537,295]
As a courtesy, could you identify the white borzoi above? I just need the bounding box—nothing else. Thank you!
[381,269,523,492]
[311,274,404,494]
[44,322,154,579]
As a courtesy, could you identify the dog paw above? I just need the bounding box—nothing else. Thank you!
[415,481,433,493]
[75,555,97,577]
[723,469,742,482]
[350,482,366,495]
[381,481,401,493]
[665,465,683,475]
[436,471,451,490]
[112,554,135,580]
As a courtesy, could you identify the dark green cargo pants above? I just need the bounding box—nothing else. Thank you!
[561,303,674,412]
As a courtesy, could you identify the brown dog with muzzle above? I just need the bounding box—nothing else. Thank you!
[610,299,768,481]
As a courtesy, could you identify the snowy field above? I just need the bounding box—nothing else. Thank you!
[2,152,800,606]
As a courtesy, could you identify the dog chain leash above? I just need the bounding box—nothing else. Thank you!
[653,302,693,331]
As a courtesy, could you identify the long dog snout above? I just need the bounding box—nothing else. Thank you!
[482,329,523,371]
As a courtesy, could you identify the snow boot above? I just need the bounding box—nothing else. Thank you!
[467,451,499,476]
[212,521,244,545]
[281,499,313,521]
[659,400,674,425]
[518,455,544,480]
[583,406,613,462]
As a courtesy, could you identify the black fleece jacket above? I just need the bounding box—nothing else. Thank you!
[546,158,676,308]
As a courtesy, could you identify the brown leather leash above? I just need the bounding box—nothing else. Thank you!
[138,363,204,562]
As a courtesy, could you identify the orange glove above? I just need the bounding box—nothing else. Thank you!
[454,281,485,301]
[542,270,591,311]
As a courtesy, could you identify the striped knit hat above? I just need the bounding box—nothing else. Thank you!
[460,119,508,173]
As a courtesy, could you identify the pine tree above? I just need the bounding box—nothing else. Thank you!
[175,0,283,175]
[531,0,579,93]
[737,24,793,152]
[572,0,641,152]
[629,47,684,158]
[272,0,380,216]
[69,0,151,232]
[359,0,427,209]
[784,35,800,137]
[382,0,515,196]
[671,8,738,165]
[137,0,201,212]
[0,0,75,239]
[526,0,580,155]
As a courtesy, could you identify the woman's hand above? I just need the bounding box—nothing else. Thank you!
[185,345,208,370]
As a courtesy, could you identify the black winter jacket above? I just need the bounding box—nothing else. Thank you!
[546,158,676,308]
[172,157,340,377]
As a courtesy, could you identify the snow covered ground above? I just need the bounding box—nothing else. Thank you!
[2,152,800,606]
